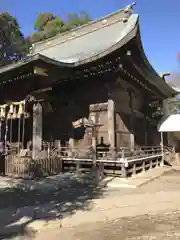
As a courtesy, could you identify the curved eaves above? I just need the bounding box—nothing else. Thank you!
[32,14,139,66]
[0,54,72,76]
[74,14,139,66]
[135,29,176,97]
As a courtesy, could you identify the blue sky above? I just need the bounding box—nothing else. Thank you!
[1,0,180,74]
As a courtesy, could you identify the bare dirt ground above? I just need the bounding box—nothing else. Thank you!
[2,168,180,240]
[37,211,180,240]
[33,168,180,240]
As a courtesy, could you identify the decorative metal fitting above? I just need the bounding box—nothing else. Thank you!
[124,2,136,13]
[122,18,128,23]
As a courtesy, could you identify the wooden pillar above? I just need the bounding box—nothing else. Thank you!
[129,91,134,151]
[144,117,148,145]
[32,103,42,160]
[108,99,115,157]
[161,99,168,145]
[91,112,96,165]
[160,132,164,167]
[0,120,3,153]
[162,98,169,117]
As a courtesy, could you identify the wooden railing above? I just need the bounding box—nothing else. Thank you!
[62,146,168,178]
[4,145,171,179]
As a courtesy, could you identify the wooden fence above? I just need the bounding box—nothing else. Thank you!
[4,145,172,179]
[5,155,63,179]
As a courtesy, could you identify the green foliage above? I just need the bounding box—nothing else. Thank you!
[168,97,180,114]
[34,13,55,31]
[66,11,91,28]
[30,31,46,43]
[30,11,91,43]
[166,75,180,114]
[0,10,91,67]
[0,12,28,67]
[43,17,66,39]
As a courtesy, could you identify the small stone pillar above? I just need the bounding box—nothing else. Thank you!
[130,133,135,152]
[108,99,115,157]
[32,103,42,160]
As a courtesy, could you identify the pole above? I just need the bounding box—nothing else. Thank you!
[108,99,115,158]
[91,113,96,166]
[0,121,2,154]
[160,131,164,167]
[17,116,21,154]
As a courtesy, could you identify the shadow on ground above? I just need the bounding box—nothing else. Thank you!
[0,172,106,239]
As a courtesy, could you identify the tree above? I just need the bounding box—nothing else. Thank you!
[66,11,91,29]
[167,73,180,114]
[168,98,180,114]
[0,12,28,67]
[0,10,92,65]
[31,13,66,43]
[30,31,46,43]
[30,11,91,43]
[43,17,66,39]
[34,13,56,32]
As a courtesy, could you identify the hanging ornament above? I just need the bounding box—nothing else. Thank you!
[12,105,17,119]
[9,104,13,114]
[17,103,24,118]
[0,107,5,119]
[7,104,13,119]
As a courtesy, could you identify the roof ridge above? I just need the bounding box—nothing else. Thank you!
[32,14,137,55]
[32,5,130,47]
